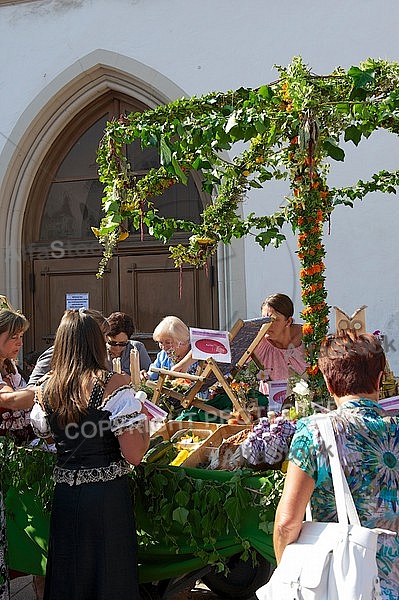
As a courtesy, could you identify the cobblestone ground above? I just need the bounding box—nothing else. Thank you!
[140,579,257,600]
[11,575,259,600]
[11,575,256,600]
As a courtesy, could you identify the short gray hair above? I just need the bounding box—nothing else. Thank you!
[153,316,189,344]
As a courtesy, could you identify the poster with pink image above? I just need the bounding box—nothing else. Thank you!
[190,328,231,363]
[268,380,288,412]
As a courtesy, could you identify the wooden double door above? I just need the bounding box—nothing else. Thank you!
[29,249,218,359]
[21,91,219,356]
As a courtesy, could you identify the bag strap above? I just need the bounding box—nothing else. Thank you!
[314,414,361,526]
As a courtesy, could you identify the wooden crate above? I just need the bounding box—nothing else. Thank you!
[203,424,250,447]
[151,420,218,444]
[182,424,250,468]
[182,444,217,468]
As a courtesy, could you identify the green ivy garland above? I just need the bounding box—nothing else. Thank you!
[0,437,55,514]
[95,56,399,398]
[0,436,284,571]
[132,463,284,570]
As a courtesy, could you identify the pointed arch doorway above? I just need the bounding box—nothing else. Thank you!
[22,91,219,357]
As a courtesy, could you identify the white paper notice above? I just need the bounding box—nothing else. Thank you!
[66,293,89,310]
[190,328,231,363]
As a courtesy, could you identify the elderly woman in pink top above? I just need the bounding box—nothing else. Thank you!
[254,293,308,394]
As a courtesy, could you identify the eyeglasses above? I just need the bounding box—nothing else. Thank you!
[158,340,175,348]
[107,340,129,347]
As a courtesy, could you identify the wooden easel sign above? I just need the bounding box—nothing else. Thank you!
[190,328,231,363]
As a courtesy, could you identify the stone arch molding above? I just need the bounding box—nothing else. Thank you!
[0,50,188,305]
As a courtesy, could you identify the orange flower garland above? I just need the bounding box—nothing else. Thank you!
[285,126,332,402]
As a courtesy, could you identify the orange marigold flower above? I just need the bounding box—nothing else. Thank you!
[290,136,298,145]
[316,210,323,222]
[312,263,324,274]
[302,323,314,335]
[320,191,329,199]
[298,233,307,244]
[297,216,304,225]
[307,365,319,376]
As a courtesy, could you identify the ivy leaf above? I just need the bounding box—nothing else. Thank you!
[192,156,212,170]
[160,136,172,166]
[344,125,362,146]
[205,487,222,506]
[171,156,188,185]
[257,85,274,100]
[249,180,263,188]
[201,512,213,535]
[254,119,268,134]
[187,508,202,533]
[223,496,240,522]
[323,138,345,162]
[255,228,281,248]
[172,506,189,525]
[348,66,375,89]
[175,489,190,507]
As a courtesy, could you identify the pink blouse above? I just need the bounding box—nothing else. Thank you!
[254,337,308,395]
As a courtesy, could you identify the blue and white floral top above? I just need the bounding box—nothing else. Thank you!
[289,399,399,600]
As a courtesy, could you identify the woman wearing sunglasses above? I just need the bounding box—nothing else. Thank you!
[106,312,151,375]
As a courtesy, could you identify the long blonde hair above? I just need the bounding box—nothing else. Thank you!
[43,309,109,426]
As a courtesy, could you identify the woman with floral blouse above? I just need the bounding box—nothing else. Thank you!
[272,330,399,600]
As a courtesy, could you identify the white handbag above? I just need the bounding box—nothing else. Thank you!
[256,415,391,600]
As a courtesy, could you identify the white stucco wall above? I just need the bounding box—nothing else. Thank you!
[1,0,399,370]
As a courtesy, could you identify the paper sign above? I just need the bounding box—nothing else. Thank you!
[190,328,231,363]
[268,380,287,412]
[66,293,89,310]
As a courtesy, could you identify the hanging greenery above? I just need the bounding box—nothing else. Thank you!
[95,57,399,397]
[0,435,284,572]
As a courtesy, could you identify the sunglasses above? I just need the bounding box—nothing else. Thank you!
[107,340,129,347]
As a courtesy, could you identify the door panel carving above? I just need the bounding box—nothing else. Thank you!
[33,257,119,351]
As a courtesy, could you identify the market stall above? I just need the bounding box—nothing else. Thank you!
[2,420,286,599]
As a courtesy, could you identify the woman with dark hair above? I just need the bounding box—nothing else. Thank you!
[254,293,307,391]
[272,331,399,600]
[29,309,150,600]
[106,311,151,374]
